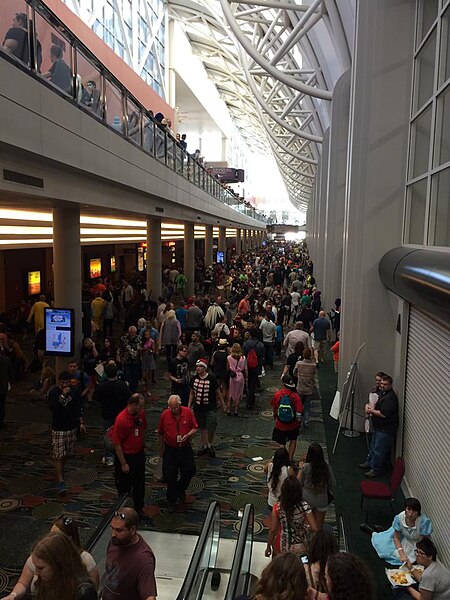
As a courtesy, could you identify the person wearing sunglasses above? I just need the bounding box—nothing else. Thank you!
[102,508,156,600]
[2,515,98,599]
[110,393,147,519]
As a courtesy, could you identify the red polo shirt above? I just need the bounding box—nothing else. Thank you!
[157,406,198,448]
[112,408,147,454]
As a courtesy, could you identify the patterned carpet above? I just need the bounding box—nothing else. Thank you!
[0,350,335,594]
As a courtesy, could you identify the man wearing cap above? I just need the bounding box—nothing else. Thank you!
[271,375,303,462]
[188,360,225,457]
[157,395,198,510]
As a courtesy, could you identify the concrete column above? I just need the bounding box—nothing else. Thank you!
[241,229,247,253]
[218,226,226,256]
[147,217,162,301]
[338,0,414,407]
[184,222,195,297]
[235,228,242,255]
[0,251,6,314]
[204,224,213,267]
[53,206,82,373]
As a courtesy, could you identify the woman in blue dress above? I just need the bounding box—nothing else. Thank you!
[371,497,432,567]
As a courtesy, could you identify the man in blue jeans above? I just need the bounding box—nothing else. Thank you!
[360,374,399,477]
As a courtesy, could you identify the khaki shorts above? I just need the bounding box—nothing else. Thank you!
[52,428,77,461]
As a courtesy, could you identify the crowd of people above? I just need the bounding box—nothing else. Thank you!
[1,239,449,599]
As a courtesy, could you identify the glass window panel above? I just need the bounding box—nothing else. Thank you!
[126,97,141,146]
[407,179,428,244]
[417,0,439,46]
[35,12,73,95]
[410,105,432,178]
[76,50,103,118]
[104,78,124,133]
[430,168,450,246]
[434,84,450,167]
[0,1,30,68]
[142,113,155,155]
[154,122,166,161]
[439,6,450,86]
[414,29,436,111]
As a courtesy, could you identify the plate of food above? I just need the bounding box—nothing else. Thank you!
[385,568,415,587]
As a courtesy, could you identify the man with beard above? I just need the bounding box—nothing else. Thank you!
[102,507,157,600]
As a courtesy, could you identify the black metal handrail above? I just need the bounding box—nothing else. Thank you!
[0,0,267,224]
[225,503,254,600]
[176,500,221,600]
[85,493,131,552]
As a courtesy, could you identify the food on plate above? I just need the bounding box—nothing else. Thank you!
[391,571,409,585]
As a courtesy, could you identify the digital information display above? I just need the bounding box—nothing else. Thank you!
[216,251,224,264]
[90,258,102,279]
[28,271,41,295]
[44,307,75,356]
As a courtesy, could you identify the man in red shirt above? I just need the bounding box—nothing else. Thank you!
[158,395,198,511]
[271,375,303,462]
[112,393,147,517]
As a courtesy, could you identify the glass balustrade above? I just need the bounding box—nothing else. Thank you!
[0,0,267,224]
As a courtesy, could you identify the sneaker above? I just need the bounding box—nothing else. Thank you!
[359,462,370,470]
[197,447,208,457]
[102,457,106,465]
[106,457,114,467]
[208,447,216,458]
[365,469,378,478]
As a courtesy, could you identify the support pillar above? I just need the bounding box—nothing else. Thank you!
[0,251,6,314]
[205,224,213,267]
[53,206,82,373]
[235,228,242,255]
[242,229,247,253]
[147,217,162,301]
[218,226,226,258]
[184,222,195,297]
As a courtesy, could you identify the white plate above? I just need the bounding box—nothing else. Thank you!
[385,568,415,587]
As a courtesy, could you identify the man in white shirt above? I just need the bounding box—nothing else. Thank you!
[260,312,276,369]
[283,322,311,358]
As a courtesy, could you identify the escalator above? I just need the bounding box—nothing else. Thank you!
[86,497,256,600]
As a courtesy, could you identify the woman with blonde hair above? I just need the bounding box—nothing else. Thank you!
[2,516,99,599]
[32,533,97,600]
[226,343,247,417]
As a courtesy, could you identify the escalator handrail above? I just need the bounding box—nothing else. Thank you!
[176,500,221,600]
[225,503,254,600]
[85,493,131,552]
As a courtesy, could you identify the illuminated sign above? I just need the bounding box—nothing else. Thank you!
[44,307,75,356]
[90,258,102,279]
[28,271,41,295]
[216,251,224,264]
[110,256,116,273]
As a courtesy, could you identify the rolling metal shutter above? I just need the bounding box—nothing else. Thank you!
[403,307,450,565]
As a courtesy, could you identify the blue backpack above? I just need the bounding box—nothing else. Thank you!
[277,393,295,423]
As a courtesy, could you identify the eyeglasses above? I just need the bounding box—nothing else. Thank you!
[414,549,427,556]
[114,511,126,520]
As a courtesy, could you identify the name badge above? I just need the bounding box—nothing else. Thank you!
[135,428,139,437]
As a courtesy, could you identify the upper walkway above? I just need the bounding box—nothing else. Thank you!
[0,0,265,231]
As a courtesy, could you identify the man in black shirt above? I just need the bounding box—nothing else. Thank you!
[42,44,72,93]
[188,360,224,457]
[168,345,190,406]
[360,374,399,477]
[48,370,85,490]
[2,12,28,63]
[93,364,130,466]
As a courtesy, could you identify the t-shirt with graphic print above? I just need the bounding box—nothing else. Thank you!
[190,373,219,412]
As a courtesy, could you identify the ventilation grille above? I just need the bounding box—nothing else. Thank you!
[3,170,44,188]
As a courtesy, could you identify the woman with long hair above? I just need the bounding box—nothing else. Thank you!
[32,533,97,600]
[249,552,309,600]
[264,447,294,510]
[299,443,336,530]
[305,530,338,596]
[324,552,375,600]
[266,476,317,558]
[3,516,98,599]
[159,309,181,367]
[227,343,247,416]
